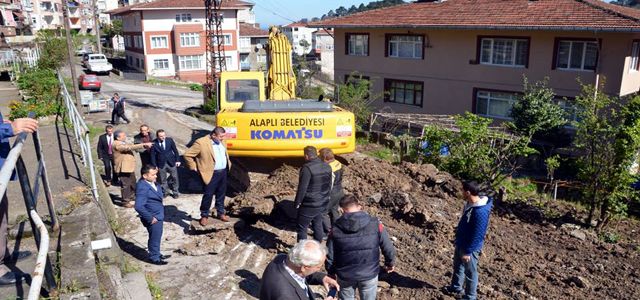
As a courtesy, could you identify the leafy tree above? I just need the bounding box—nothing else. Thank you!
[102,19,123,39]
[327,10,336,18]
[358,3,366,11]
[335,6,348,16]
[35,30,67,70]
[336,72,380,131]
[573,81,640,229]
[348,5,358,14]
[509,77,567,138]
[311,17,320,22]
[419,113,536,188]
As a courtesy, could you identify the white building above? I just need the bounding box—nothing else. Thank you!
[282,21,315,56]
[109,0,253,82]
[312,29,334,77]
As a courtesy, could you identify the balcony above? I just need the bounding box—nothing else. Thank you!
[0,26,17,37]
[240,61,250,71]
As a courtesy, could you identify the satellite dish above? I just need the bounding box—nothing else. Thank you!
[256,43,262,49]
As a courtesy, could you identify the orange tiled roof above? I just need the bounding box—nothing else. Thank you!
[284,21,308,28]
[309,0,640,32]
[108,0,252,15]
[239,23,269,37]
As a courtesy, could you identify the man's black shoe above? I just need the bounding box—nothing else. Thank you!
[148,259,168,265]
[160,254,172,260]
[171,192,179,199]
[0,272,22,286]
[442,286,464,299]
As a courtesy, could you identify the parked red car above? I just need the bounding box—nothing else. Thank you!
[78,74,101,91]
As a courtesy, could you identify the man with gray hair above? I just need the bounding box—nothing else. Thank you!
[260,239,339,300]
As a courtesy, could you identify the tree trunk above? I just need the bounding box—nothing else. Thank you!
[586,184,598,227]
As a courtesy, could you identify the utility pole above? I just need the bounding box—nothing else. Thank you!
[62,0,82,111]
[92,0,102,53]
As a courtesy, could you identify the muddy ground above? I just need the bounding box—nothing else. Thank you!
[228,152,640,300]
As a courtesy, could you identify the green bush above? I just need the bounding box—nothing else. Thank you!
[189,83,204,92]
[203,98,217,114]
[11,67,64,119]
[599,231,620,244]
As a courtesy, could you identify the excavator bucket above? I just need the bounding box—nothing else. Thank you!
[267,27,297,100]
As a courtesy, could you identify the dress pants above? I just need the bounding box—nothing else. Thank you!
[119,172,136,202]
[296,206,325,242]
[111,109,129,124]
[145,220,163,262]
[158,164,179,194]
[199,169,227,217]
[140,153,152,170]
[101,155,115,182]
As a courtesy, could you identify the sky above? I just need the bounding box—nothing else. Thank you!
[251,0,368,27]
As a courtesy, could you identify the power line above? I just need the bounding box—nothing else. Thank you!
[254,2,297,23]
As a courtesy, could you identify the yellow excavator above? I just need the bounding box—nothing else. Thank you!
[214,27,356,157]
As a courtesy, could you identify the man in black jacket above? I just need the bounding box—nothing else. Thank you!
[294,146,332,242]
[326,195,396,300]
[111,93,130,125]
[133,124,155,170]
[260,239,339,300]
[97,125,116,186]
[150,129,180,198]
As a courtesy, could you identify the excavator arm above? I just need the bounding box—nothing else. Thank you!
[267,26,297,100]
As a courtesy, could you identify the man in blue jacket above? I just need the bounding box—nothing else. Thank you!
[326,195,395,300]
[443,181,493,300]
[0,113,38,285]
[134,165,170,265]
[150,129,180,198]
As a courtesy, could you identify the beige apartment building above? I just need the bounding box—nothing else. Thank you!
[312,0,640,120]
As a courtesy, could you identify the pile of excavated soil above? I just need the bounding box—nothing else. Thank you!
[230,154,640,299]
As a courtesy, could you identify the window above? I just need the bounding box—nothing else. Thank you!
[294,28,298,31]
[226,79,260,102]
[212,34,232,46]
[346,33,368,56]
[150,36,168,49]
[479,37,529,67]
[239,37,251,48]
[135,58,140,68]
[179,55,203,70]
[384,79,423,107]
[175,13,192,22]
[215,56,233,71]
[180,33,200,47]
[475,90,519,119]
[153,59,169,70]
[257,54,266,63]
[631,41,640,72]
[555,39,598,71]
[387,35,423,59]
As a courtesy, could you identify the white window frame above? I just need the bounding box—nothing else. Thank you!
[212,34,232,46]
[387,35,423,59]
[631,41,640,72]
[215,56,233,71]
[480,37,529,67]
[555,40,598,71]
[153,59,169,70]
[239,37,251,48]
[347,34,368,56]
[175,13,192,23]
[475,90,519,120]
[150,36,168,49]
[180,32,200,47]
[179,55,204,70]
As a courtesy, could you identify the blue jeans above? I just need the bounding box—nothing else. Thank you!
[338,276,378,300]
[450,248,479,300]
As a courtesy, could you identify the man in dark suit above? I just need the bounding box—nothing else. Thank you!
[151,129,180,198]
[97,125,116,186]
[134,165,170,265]
[111,93,129,125]
[260,239,339,300]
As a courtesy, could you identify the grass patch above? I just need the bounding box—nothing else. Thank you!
[145,273,163,300]
[502,178,540,202]
[599,231,620,244]
[87,124,102,140]
[146,77,197,90]
[122,257,141,274]
[108,215,124,235]
[14,214,28,224]
[57,186,91,215]
[366,147,397,162]
[356,136,370,145]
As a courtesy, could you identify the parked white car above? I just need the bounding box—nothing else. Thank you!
[86,54,113,75]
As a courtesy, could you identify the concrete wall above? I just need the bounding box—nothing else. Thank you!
[334,28,640,116]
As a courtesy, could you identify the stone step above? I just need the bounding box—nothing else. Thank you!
[122,272,154,300]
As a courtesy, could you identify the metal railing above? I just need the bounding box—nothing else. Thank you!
[58,73,99,202]
[0,113,58,299]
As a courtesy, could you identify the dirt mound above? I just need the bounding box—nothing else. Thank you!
[228,164,299,216]
[228,153,640,299]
